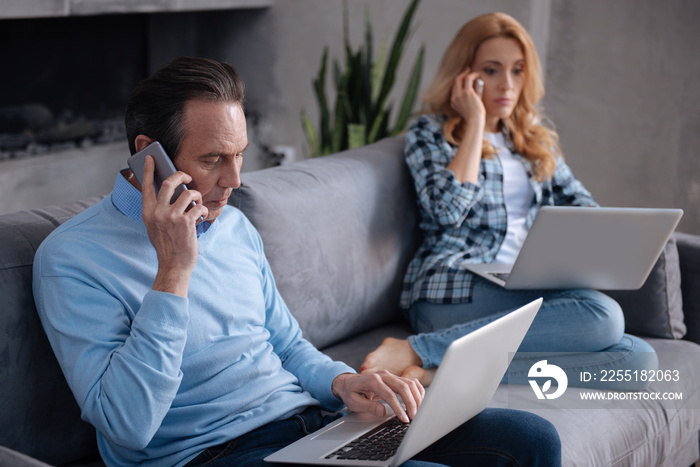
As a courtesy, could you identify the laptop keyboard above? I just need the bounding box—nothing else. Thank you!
[324,417,409,462]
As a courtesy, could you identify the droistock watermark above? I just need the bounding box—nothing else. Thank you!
[578,391,683,401]
[504,351,700,410]
[528,360,568,400]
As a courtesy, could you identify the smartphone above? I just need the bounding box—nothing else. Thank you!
[474,78,484,98]
[127,141,192,207]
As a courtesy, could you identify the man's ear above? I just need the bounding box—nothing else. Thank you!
[134,135,155,153]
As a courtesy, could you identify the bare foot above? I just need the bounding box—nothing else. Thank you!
[361,337,423,376]
[401,366,437,387]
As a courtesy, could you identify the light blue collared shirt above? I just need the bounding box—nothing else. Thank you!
[111,169,211,236]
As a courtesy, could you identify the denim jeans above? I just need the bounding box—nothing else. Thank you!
[184,405,561,467]
[407,277,658,390]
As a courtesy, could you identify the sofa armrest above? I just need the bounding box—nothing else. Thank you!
[675,232,700,345]
[0,446,51,467]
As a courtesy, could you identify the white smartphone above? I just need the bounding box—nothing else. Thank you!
[474,78,484,98]
[127,141,192,208]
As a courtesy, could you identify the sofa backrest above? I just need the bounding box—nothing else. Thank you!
[4,134,700,464]
[230,136,421,349]
[0,198,103,465]
[0,136,419,463]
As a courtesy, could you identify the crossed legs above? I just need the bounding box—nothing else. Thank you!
[362,279,657,389]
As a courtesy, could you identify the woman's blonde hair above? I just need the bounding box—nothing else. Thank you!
[423,12,558,180]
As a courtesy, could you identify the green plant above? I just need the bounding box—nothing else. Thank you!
[301,0,424,157]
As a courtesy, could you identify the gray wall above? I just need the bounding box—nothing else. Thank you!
[3,0,698,234]
[544,0,700,235]
[206,0,699,233]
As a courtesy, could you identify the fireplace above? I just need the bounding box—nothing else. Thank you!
[0,0,273,215]
[0,13,149,160]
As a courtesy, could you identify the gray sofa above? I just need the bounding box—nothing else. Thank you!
[1,136,699,466]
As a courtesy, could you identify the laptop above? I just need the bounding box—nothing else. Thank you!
[466,206,683,290]
[264,298,543,466]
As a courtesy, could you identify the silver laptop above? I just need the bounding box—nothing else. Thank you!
[264,298,542,466]
[466,206,683,290]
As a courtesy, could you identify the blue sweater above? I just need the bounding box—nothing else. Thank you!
[33,176,353,466]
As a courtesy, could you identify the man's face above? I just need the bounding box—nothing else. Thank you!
[173,100,248,223]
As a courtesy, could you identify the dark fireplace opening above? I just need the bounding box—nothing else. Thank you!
[0,5,273,216]
[0,14,149,159]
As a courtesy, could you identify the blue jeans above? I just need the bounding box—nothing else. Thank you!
[184,405,561,466]
[407,278,658,390]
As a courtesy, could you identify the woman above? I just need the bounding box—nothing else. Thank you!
[361,12,656,389]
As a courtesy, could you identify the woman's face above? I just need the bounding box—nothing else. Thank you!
[472,36,526,132]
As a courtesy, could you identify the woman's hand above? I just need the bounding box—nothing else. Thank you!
[141,155,208,297]
[450,69,485,123]
[447,69,486,184]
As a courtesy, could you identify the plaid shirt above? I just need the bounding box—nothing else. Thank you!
[399,114,598,308]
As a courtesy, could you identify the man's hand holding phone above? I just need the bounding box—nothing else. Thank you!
[140,154,208,298]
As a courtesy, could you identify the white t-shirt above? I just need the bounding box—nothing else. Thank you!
[485,132,535,264]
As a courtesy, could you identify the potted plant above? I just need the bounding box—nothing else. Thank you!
[302,0,424,157]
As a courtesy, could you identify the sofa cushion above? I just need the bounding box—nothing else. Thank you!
[0,446,52,467]
[0,200,102,465]
[231,137,420,349]
[489,337,700,467]
[606,236,685,339]
[675,231,700,345]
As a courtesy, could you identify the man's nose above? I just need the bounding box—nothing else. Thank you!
[220,158,241,189]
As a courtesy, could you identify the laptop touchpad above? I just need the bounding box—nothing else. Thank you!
[312,421,374,441]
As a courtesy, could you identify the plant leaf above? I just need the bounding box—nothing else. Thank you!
[343,0,350,51]
[312,47,331,150]
[371,39,388,106]
[363,6,373,126]
[368,107,390,143]
[348,123,366,149]
[332,58,343,90]
[331,74,349,153]
[373,0,421,118]
[391,44,424,136]
[347,49,364,124]
[301,111,320,158]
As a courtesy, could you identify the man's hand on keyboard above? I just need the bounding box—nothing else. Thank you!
[331,371,425,423]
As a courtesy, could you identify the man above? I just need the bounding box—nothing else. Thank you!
[33,57,560,466]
